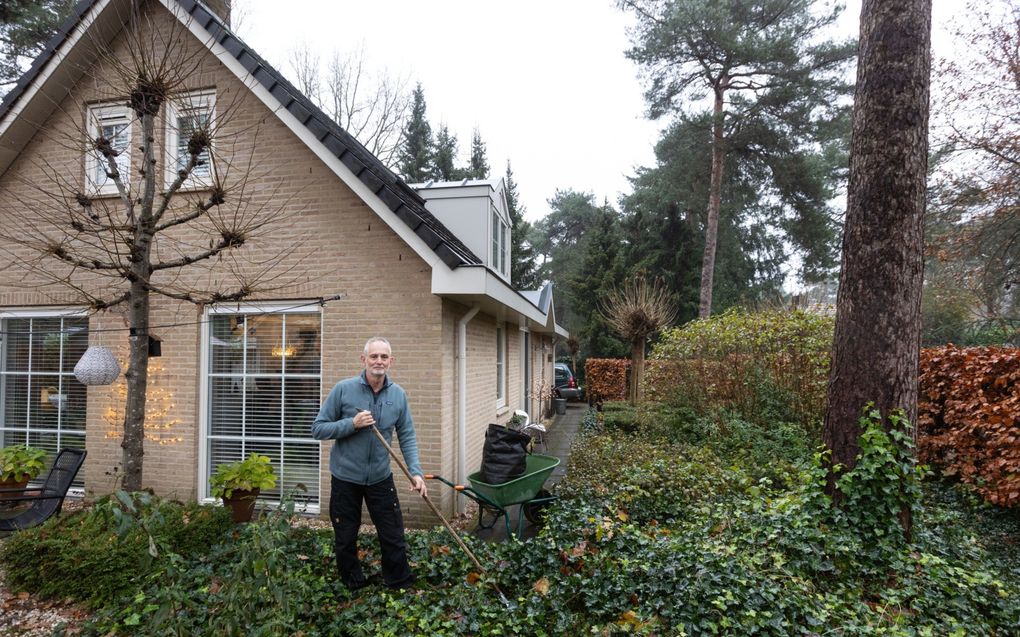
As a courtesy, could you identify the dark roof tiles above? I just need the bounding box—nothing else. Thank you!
[0,0,479,268]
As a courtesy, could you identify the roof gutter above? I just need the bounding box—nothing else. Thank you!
[456,304,480,514]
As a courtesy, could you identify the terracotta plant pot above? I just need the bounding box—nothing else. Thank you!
[222,488,260,523]
[0,477,29,501]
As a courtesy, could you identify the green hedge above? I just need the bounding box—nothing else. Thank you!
[647,308,834,429]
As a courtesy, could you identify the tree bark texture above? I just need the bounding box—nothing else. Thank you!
[120,111,157,492]
[699,77,728,319]
[824,0,931,477]
[629,340,645,404]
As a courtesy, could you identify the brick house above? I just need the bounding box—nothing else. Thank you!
[0,0,566,525]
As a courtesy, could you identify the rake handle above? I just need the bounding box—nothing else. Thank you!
[368,424,487,574]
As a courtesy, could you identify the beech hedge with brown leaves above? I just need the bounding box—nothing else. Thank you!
[918,345,1020,507]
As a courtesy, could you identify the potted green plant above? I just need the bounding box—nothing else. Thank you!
[209,453,277,522]
[0,445,48,499]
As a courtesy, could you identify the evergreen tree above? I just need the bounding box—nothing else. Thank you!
[468,128,489,179]
[620,0,855,317]
[505,161,540,289]
[432,124,458,181]
[0,0,75,97]
[565,205,628,360]
[622,112,805,323]
[533,189,603,289]
[534,191,628,358]
[396,83,434,182]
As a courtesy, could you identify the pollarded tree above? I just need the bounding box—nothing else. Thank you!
[824,0,932,539]
[0,6,297,491]
[600,275,677,403]
[620,0,855,318]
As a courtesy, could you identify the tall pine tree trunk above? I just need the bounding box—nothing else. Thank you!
[699,76,729,319]
[823,0,931,538]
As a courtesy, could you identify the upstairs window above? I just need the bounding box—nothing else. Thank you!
[165,91,215,190]
[86,103,131,195]
[491,205,509,276]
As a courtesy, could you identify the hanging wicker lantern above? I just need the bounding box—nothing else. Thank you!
[74,346,121,385]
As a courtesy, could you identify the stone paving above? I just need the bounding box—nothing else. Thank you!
[471,401,585,541]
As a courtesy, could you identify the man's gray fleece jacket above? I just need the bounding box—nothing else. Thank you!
[311,373,423,484]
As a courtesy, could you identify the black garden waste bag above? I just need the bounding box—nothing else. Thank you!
[479,424,531,484]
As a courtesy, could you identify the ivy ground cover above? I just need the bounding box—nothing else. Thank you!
[0,401,1016,635]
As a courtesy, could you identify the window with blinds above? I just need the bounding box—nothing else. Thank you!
[86,103,131,195]
[206,311,321,505]
[0,315,88,487]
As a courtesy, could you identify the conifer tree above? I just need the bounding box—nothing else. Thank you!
[0,0,75,96]
[565,204,628,360]
[432,124,458,181]
[468,128,489,179]
[621,0,855,318]
[396,83,434,182]
[505,161,539,289]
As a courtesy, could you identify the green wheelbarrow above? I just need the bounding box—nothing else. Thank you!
[426,454,559,540]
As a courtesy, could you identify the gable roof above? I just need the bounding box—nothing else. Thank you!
[0,0,566,337]
[0,0,479,270]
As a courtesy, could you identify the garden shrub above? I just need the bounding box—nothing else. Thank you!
[918,345,1020,507]
[558,427,741,524]
[584,358,629,402]
[588,402,814,482]
[0,492,233,608]
[647,308,834,429]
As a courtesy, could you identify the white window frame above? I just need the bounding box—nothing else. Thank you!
[85,103,131,196]
[491,205,509,277]
[495,324,506,409]
[198,301,322,513]
[164,90,216,191]
[0,307,88,496]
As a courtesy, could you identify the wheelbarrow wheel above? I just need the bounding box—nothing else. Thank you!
[522,489,553,525]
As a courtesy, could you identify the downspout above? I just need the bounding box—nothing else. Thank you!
[457,304,481,514]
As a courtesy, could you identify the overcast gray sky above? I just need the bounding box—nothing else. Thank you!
[238,1,960,224]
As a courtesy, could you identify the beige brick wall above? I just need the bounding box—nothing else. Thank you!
[0,1,561,528]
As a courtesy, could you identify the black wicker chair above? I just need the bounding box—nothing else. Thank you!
[0,448,86,535]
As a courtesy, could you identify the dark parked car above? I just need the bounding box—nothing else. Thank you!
[554,363,583,401]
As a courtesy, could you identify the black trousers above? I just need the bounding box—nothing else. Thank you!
[329,474,414,589]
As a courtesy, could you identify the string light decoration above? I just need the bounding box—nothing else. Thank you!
[103,345,182,445]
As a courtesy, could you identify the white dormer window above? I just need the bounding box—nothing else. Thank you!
[165,91,215,190]
[491,205,508,276]
[86,103,131,195]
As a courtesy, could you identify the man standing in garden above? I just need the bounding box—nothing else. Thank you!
[312,337,427,592]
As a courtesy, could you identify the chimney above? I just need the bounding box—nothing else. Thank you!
[202,0,231,26]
